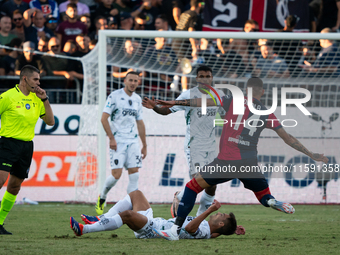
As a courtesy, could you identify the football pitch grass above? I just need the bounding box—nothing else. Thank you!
[1,203,339,255]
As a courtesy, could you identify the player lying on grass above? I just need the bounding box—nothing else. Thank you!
[70,190,245,239]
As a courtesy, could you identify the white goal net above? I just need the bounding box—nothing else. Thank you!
[75,30,340,204]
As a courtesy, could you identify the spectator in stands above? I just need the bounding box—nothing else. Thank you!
[134,13,147,30]
[279,14,298,32]
[42,36,72,79]
[131,0,160,30]
[89,16,107,40]
[155,14,172,31]
[63,39,77,55]
[93,0,119,22]
[172,0,190,25]
[112,0,132,13]
[173,0,202,60]
[0,0,29,18]
[29,0,59,21]
[155,14,172,45]
[112,39,142,78]
[252,40,290,78]
[45,14,58,33]
[0,16,18,46]
[89,39,97,50]
[300,28,340,78]
[23,9,54,49]
[217,19,259,64]
[120,12,134,30]
[9,10,25,42]
[317,0,340,32]
[74,34,90,56]
[107,16,118,30]
[80,15,91,30]
[37,37,49,52]
[55,3,88,48]
[59,0,90,20]
[0,38,22,76]
[273,15,302,77]
[142,31,178,86]
[15,41,48,76]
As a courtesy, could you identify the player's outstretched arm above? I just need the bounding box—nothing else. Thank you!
[142,97,171,115]
[156,98,216,108]
[136,119,147,159]
[184,200,221,234]
[275,127,329,163]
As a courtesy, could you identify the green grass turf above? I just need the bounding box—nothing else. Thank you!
[0,203,339,255]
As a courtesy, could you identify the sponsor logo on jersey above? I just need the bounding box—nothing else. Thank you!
[16,106,21,108]
[25,103,30,110]
[122,108,137,117]
[2,163,12,167]
[121,98,124,100]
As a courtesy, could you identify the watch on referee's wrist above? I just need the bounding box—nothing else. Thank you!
[41,96,49,102]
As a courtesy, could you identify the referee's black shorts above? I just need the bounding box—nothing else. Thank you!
[0,137,34,179]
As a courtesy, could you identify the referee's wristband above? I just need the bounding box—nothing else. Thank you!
[41,96,49,102]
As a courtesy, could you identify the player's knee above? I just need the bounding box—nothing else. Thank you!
[111,172,122,179]
[120,210,134,220]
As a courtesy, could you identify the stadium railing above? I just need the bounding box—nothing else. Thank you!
[0,75,82,104]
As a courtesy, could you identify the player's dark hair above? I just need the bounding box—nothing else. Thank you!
[196,65,212,75]
[247,77,263,96]
[125,71,139,79]
[20,65,40,81]
[216,212,237,236]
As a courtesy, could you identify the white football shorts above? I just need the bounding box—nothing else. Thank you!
[185,148,218,177]
[109,142,142,169]
[134,208,173,239]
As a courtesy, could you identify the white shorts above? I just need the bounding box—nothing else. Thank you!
[185,148,217,177]
[134,209,173,239]
[110,142,142,169]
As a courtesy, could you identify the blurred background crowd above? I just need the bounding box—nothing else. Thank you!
[0,0,339,103]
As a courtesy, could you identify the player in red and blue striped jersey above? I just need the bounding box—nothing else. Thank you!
[154,77,329,241]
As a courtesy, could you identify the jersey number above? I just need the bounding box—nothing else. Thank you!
[233,114,261,136]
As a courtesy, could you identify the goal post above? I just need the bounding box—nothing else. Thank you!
[75,30,340,204]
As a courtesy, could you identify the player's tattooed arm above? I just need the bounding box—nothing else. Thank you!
[276,128,329,163]
[156,98,215,107]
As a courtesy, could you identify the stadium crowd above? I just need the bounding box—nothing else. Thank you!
[0,0,340,100]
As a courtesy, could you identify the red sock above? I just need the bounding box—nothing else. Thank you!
[186,178,204,194]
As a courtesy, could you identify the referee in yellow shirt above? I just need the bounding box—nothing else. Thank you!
[0,65,55,234]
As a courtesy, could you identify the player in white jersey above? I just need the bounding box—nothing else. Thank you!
[142,65,224,217]
[70,190,245,239]
[95,72,147,215]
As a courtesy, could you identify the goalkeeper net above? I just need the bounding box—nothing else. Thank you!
[75,30,340,204]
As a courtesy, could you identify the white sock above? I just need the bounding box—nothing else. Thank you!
[127,172,139,194]
[100,175,118,200]
[196,190,215,216]
[100,194,132,218]
[83,214,123,234]
[177,190,184,201]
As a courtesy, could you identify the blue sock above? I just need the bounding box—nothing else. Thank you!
[175,186,197,228]
[260,194,275,207]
